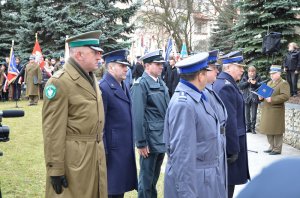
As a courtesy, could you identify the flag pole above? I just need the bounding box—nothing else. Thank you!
[65,35,69,61]
[7,40,14,76]
[35,33,38,42]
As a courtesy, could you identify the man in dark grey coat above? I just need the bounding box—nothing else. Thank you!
[131,49,170,198]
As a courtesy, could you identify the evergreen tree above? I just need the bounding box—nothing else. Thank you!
[209,0,236,53]
[232,0,300,76]
[0,0,21,59]
[16,0,139,59]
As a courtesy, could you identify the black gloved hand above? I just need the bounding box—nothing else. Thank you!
[50,175,68,194]
[227,153,238,164]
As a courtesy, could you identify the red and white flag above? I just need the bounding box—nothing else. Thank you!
[32,33,45,69]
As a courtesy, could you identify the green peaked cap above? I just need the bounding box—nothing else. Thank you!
[66,30,104,52]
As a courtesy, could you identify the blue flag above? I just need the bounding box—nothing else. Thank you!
[180,43,188,58]
[165,38,172,61]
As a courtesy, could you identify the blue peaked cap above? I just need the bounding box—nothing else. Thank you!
[220,51,244,64]
[175,52,212,74]
[103,49,130,66]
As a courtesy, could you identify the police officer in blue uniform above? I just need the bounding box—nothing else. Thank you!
[213,51,250,198]
[203,49,228,196]
[100,49,138,198]
[164,52,226,198]
[131,49,170,198]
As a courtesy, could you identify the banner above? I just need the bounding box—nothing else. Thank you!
[6,41,19,87]
[64,35,69,62]
[32,33,45,69]
[180,43,188,58]
[165,38,173,61]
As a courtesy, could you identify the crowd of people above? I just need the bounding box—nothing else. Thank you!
[1,29,298,198]
[0,55,65,104]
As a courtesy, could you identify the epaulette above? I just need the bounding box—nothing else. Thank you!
[52,70,65,79]
[225,79,231,85]
[178,91,187,101]
[133,77,142,85]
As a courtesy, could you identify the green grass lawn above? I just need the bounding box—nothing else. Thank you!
[0,100,164,198]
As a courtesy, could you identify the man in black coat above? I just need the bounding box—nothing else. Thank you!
[132,56,144,81]
[284,42,300,96]
[238,66,262,134]
[164,56,179,97]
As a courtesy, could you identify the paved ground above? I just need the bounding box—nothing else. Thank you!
[234,132,300,197]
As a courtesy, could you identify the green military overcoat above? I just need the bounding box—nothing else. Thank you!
[24,62,42,96]
[259,78,290,135]
[42,58,107,198]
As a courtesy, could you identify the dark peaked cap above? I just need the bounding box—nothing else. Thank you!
[140,49,165,64]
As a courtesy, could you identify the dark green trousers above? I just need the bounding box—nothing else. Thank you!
[138,153,165,198]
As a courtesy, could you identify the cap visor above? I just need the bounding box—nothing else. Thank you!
[90,46,104,52]
[232,63,245,67]
[115,61,130,66]
[153,60,166,63]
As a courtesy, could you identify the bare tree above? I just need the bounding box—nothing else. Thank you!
[139,0,195,53]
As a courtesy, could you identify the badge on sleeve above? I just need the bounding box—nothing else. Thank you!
[45,84,57,99]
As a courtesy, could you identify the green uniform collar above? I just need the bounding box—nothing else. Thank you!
[68,57,95,89]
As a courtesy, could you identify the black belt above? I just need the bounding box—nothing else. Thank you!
[220,127,226,134]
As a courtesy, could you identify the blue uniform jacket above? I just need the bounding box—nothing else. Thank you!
[213,72,246,155]
[213,72,250,185]
[100,72,137,194]
[164,82,226,198]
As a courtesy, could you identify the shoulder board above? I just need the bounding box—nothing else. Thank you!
[52,70,65,79]
[225,79,231,85]
[178,91,187,101]
[133,77,142,85]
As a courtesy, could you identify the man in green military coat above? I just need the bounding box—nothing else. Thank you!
[24,55,42,105]
[259,65,290,155]
[42,31,107,198]
[131,49,170,198]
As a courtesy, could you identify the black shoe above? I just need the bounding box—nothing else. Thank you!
[269,151,281,155]
[251,130,256,134]
[246,129,251,133]
[264,149,272,153]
